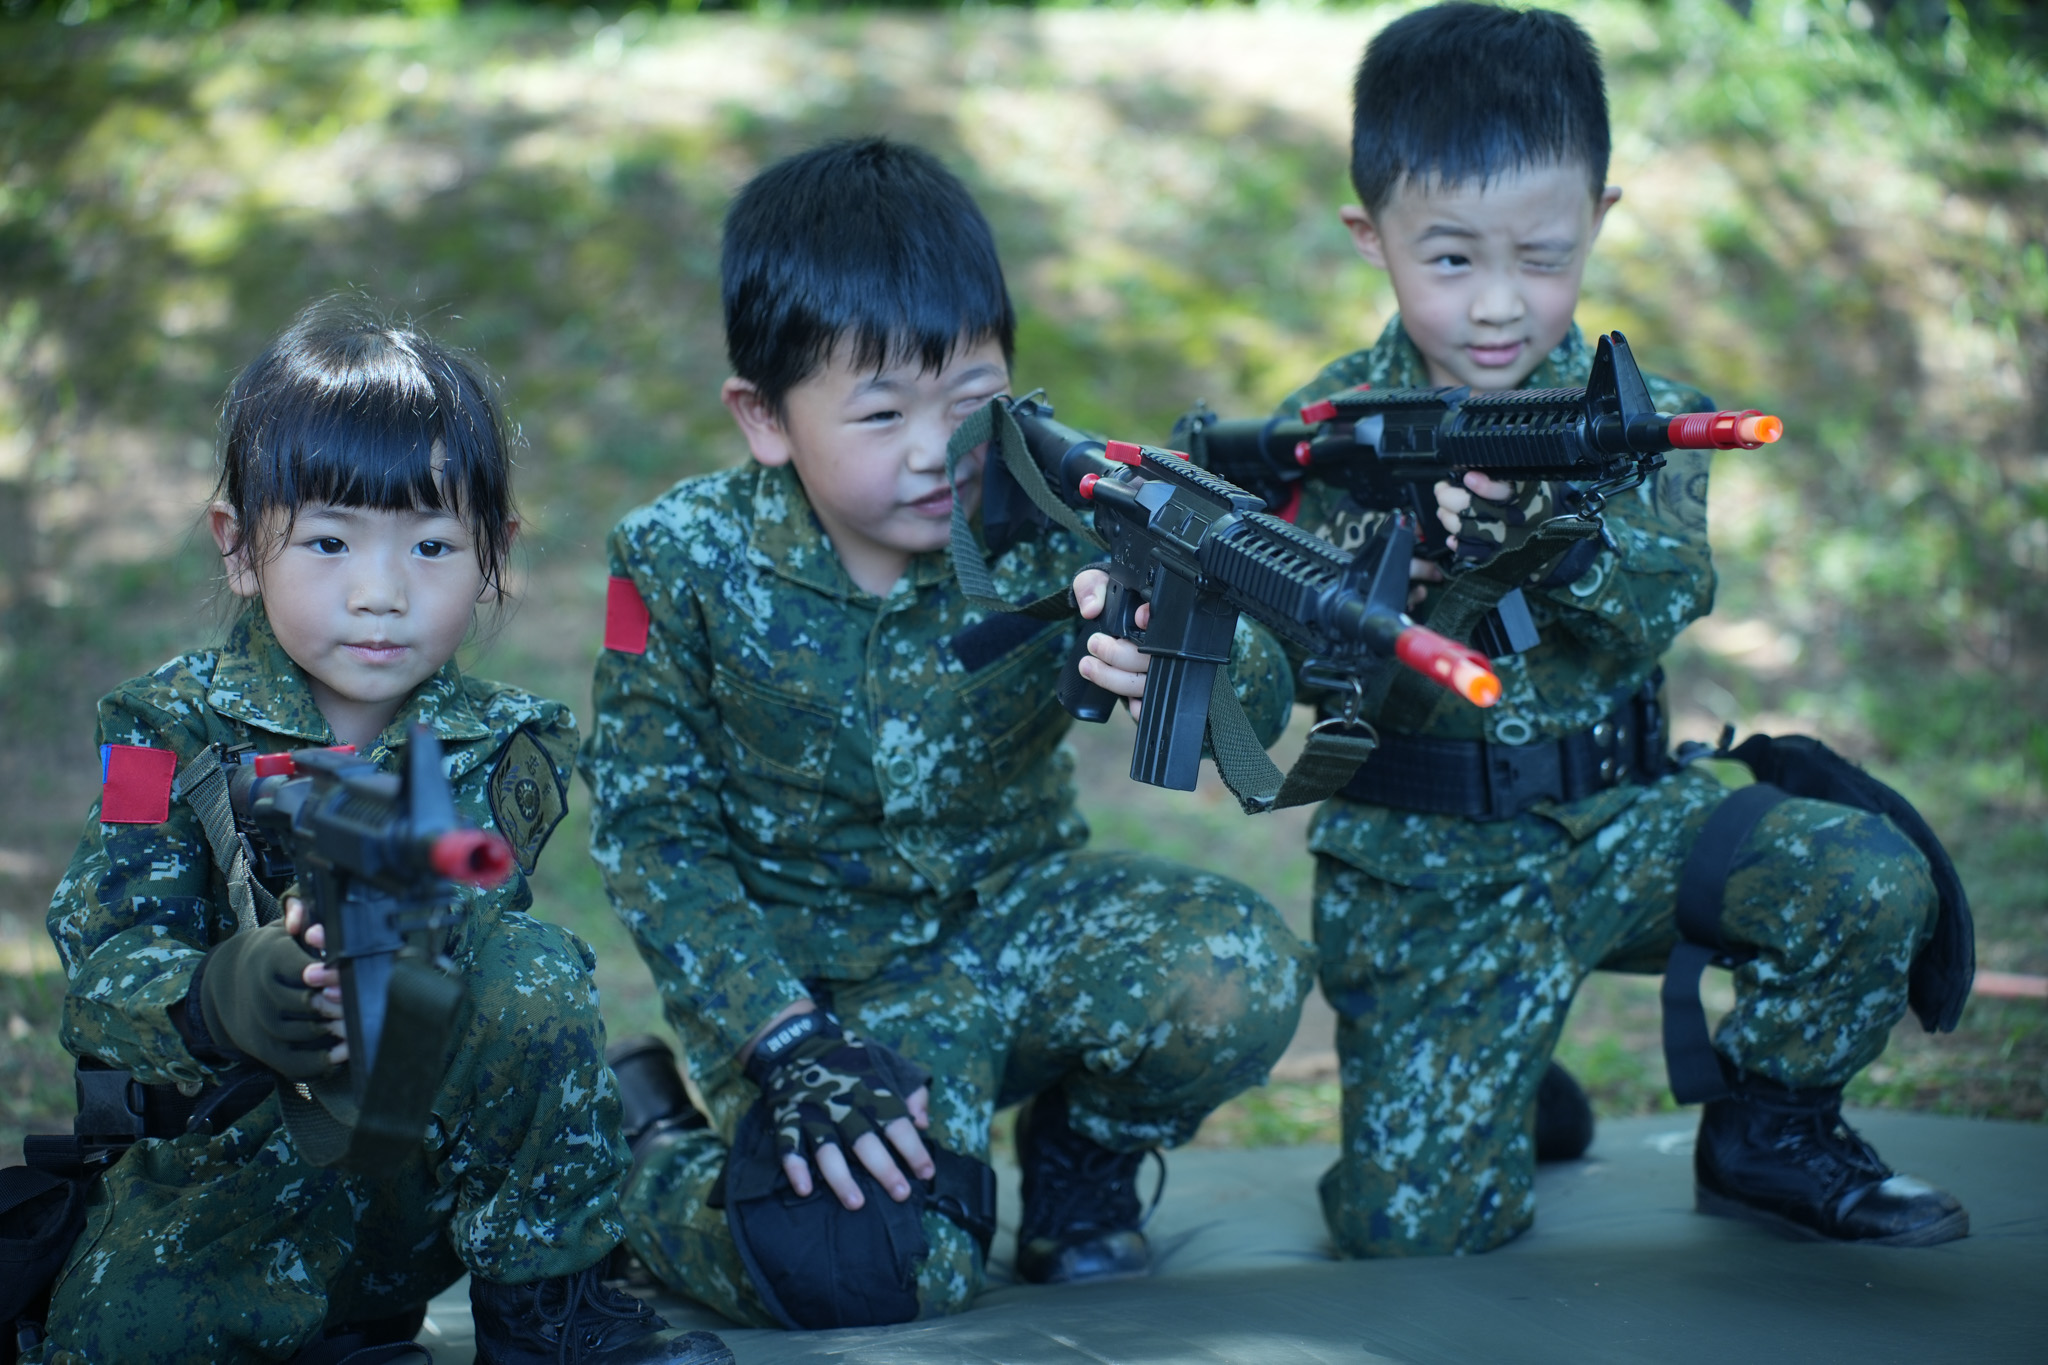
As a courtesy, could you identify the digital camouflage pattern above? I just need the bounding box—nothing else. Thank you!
[619,849,1310,1325]
[34,610,628,1365]
[1284,319,1940,1258]
[582,462,1308,1318]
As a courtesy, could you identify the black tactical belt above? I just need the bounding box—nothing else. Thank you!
[22,1058,276,1178]
[1339,672,1668,822]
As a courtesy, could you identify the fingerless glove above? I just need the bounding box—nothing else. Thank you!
[745,1011,928,1160]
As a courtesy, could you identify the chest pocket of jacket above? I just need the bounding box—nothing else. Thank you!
[710,668,841,820]
[952,622,1069,783]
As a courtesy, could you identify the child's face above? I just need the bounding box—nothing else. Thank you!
[1342,163,1621,391]
[723,335,1011,597]
[211,501,490,749]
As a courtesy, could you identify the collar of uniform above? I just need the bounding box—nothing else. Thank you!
[206,610,339,744]
[208,609,493,751]
[1365,316,1591,391]
[744,461,953,601]
[746,462,860,599]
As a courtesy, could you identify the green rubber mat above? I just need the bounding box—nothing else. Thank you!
[420,1110,2045,1363]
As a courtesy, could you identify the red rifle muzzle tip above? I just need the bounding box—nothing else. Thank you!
[1452,659,1502,708]
[431,829,516,888]
[1294,440,1313,467]
[1394,628,1502,708]
[1078,472,1101,500]
[1741,413,1784,445]
[1668,409,1786,450]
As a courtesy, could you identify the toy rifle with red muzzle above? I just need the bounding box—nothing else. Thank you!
[228,725,513,1164]
[1167,332,1782,660]
[967,396,1500,805]
[1172,330,1782,558]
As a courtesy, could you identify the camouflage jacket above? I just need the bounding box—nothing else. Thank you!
[580,461,1294,1062]
[47,610,577,1091]
[1279,318,1716,752]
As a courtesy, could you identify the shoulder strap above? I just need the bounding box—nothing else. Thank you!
[1205,669,1380,814]
[1373,518,1599,734]
[173,746,280,934]
[945,401,1100,621]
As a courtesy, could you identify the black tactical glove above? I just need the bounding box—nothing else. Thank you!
[195,921,339,1079]
[744,1011,928,1162]
[1449,479,1573,565]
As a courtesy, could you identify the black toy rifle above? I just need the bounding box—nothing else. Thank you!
[979,396,1500,796]
[229,725,512,1162]
[1172,331,1783,561]
[22,726,511,1178]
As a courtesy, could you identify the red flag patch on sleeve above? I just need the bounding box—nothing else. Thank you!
[604,575,651,655]
[99,744,178,824]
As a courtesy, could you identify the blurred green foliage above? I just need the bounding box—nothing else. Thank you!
[0,1,2041,1141]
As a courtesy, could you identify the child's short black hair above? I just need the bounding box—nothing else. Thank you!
[722,137,1016,412]
[1351,2,1610,215]
[215,296,517,594]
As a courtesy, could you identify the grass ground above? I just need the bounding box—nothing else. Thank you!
[1,3,2043,1162]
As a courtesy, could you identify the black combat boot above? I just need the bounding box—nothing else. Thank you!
[1534,1060,1595,1163]
[1694,1071,1968,1247]
[470,1267,733,1365]
[606,1035,708,1163]
[1014,1086,1160,1285]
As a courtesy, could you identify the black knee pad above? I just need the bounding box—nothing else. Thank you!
[718,1087,996,1330]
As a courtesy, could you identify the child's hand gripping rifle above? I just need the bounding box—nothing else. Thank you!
[1172,331,1783,560]
[228,725,513,1166]
[960,394,1501,811]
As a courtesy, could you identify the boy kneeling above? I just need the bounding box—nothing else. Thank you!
[583,138,1310,1328]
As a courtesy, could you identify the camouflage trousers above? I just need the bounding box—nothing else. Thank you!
[622,848,1309,1326]
[1310,764,1938,1259]
[33,915,629,1365]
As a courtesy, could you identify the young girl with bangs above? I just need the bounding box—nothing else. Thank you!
[30,299,729,1365]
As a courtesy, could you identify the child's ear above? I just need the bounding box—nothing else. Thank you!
[1338,205,1390,269]
[208,502,262,599]
[721,378,793,468]
[1589,184,1624,241]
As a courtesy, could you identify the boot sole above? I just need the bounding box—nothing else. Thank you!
[1696,1184,1971,1247]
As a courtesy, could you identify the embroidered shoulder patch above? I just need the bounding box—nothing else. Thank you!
[604,575,651,654]
[487,725,568,875]
[100,744,178,824]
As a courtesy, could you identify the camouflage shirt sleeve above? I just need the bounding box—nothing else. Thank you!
[47,664,236,1089]
[581,521,811,1064]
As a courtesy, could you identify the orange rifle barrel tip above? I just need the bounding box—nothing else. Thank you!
[1451,659,1502,708]
[1742,413,1785,445]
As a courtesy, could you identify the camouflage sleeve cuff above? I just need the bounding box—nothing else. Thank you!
[61,941,226,1087]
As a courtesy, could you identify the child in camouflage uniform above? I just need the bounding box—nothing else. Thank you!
[1285,4,1967,1258]
[33,301,729,1365]
[581,137,1310,1328]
